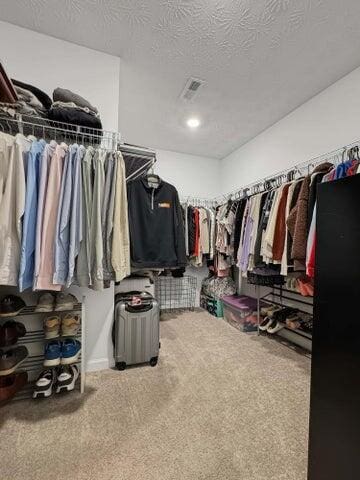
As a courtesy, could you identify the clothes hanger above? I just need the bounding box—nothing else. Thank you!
[145,165,161,186]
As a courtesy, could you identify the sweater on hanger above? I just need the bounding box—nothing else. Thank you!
[127,177,186,269]
[281,181,297,276]
[272,183,291,262]
[287,162,332,269]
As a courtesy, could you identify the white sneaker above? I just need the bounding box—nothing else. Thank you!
[33,369,57,398]
[259,317,272,331]
[54,293,78,312]
[56,365,79,393]
[267,320,285,334]
[35,293,55,312]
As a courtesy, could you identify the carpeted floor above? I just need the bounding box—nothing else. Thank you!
[1,310,311,480]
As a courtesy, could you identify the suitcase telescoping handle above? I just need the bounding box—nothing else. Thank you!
[125,301,153,313]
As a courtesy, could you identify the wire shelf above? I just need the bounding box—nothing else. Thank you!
[0,113,156,181]
[155,275,197,312]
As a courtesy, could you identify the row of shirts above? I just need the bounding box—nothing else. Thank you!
[183,205,216,266]
[236,162,333,278]
[0,132,130,291]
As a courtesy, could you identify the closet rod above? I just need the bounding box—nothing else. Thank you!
[0,113,156,181]
[215,138,360,203]
[0,113,157,157]
[180,196,217,207]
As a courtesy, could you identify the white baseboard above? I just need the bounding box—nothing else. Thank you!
[86,357,114,372]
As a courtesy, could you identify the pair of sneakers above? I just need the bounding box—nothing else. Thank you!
[44,339,81,367]
[44,314,81,339]
[35,292,78,313]
[259,316,285,334]
[33,365,79,398]
[260,306,298,334]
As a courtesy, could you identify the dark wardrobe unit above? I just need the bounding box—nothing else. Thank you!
[308,175,360,480]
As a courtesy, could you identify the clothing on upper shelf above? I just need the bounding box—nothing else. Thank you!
[127,177,186,269]
[0,131,130,291]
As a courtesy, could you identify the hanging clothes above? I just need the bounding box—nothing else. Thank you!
[0,133,28,286]
[272,183,291,263]
[0,131,133,291]
[53,143,76,286]
[89,149,106,291]
[18,138,46,291]
[111,152,130,282]
[101,152,116,283]
[127,177,186,269]
[35,142,68,291]
[76,146,95,287]
[287,162,332,269]
[33,140,57,289]
[66,144,84,287]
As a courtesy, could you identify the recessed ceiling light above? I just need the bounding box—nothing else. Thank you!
[187,117,201,128]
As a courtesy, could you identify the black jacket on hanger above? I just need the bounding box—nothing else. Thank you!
[127,177,187,269]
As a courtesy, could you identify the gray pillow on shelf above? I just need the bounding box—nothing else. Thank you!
[53,87,98,114]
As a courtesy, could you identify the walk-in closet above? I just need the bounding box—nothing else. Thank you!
[1,2,360,480]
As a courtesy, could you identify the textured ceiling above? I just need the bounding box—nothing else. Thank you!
[1,0,360,158]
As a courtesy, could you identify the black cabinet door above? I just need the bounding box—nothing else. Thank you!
[308,175,360,480]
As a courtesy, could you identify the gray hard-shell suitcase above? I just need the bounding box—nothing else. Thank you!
[113,291,160,370]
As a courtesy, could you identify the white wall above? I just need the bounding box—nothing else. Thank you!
[221,65,360,194]
[155,149,220,199]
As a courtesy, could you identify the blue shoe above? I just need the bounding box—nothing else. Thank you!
[61,339,81,365]
[44,341,61,367]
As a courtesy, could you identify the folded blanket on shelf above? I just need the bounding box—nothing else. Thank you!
[52,101,99,117]
[48,106,102,130]
[14,85,47,114]
[12,79,52,110]
[53,87,98,114]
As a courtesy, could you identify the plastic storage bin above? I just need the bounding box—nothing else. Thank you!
[222,295,263,333]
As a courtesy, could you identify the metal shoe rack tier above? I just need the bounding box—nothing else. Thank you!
[9,300,86,401]
[256,284,313,352]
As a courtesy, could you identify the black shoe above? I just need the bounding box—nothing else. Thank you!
[0,295,26,317]
[272,307,297,322]
[0,321,26,347]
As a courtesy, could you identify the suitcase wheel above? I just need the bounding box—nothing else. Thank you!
[116,362,127,371]
[150,357,158,367]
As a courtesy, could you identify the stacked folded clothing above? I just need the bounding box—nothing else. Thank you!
[0,79,51,135]
[49,87,102,130]
[12,79,52,110]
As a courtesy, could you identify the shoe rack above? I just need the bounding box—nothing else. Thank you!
[258,284,313,352]
[2,295,86,401]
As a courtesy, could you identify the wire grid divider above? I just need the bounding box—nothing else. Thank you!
[154,275,197,312]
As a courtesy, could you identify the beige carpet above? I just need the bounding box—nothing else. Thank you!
[1,310,310,480]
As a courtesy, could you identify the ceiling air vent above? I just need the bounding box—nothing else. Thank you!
[180,77,205,102]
